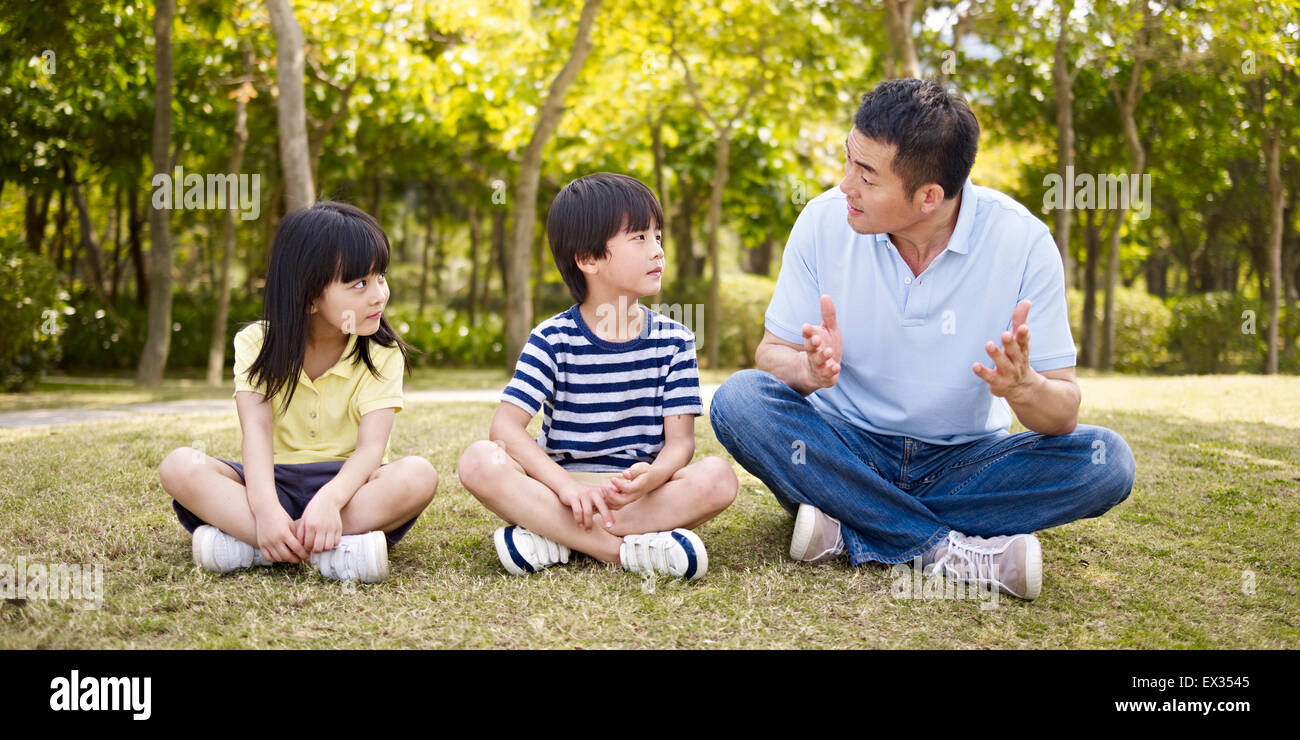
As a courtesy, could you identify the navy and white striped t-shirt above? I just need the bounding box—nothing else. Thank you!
[501,304,704,472]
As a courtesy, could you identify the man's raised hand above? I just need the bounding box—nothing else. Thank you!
[801,294,843,389]
[973,299,1040,401]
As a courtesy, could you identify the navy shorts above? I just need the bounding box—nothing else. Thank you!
[172,458,419,548]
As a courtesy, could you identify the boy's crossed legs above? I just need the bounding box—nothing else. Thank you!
[457,440,736,571]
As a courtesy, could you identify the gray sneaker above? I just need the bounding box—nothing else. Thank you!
[926,531,1042,600]
[789,504,846,563]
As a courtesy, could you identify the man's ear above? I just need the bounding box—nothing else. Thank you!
[913,183,947,215]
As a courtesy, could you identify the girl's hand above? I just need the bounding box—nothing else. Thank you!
[254,506,311,564]
[297,494,344,553]
[605,462,656,509]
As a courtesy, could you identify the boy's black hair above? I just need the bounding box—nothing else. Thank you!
[853,78,979,200]
[246,200,412,416]
[546,172,664,304]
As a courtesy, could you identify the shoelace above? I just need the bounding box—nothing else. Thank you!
[622,532,675,575]
[930,532,1000,586]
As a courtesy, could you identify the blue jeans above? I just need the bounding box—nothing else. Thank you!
[709,369,1136,565]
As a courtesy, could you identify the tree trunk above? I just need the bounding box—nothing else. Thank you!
[207,50,252,387]
[1265,125,1284,374]
[1102,60,1148,372]
[137,0,176,387]
[491,207,506,320]
[127,186,148,308]
[505,0,602,368]
[109,186,123,303]
[650,112,669,304]
[70,181,112,307]
[25,190,52,254]
[703,129,733,368]
[1051,0,1076,289]
[881,0,921,78]
[1081,208,1100,368]
[468,203,481,326]
[674,185,697,287]
[266,0,315,212]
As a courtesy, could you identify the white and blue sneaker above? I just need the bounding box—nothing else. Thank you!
[311,531,390,583]
[619,528,708,581]
[192,525,272,573]
[495,525,571,576]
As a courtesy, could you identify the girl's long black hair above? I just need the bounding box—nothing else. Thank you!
[246,201,412,415]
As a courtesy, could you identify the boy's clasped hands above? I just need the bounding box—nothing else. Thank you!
[558,462,658,532]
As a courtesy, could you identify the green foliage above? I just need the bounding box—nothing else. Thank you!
[58,294,262,371]
[1067,287,1173,373]
[0,239,65,390]
[385,304,505,368]
[1167,292,1267,374]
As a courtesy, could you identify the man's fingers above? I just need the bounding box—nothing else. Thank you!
[972,362,994,384]
[1011,299,1031,330]
[1001,331,1023,365]
[820,294,839,332]
[1016,324,1031,355]
[986,341,1015,375]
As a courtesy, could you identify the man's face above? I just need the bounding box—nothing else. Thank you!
[838,128,922,235]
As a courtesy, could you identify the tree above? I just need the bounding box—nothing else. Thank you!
[137,0,176,387]
[504,0,602,368]
[266,0,314,212]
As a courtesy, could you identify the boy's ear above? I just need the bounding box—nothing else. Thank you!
[575,251,601,276]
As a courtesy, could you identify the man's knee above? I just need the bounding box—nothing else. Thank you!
[1078,425,1136,509]
[709,369,783,441]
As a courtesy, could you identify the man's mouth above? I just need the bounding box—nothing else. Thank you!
[847,203,864,216]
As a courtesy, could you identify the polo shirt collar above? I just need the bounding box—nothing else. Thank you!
[323,332,360,379]
[873,178,976,255]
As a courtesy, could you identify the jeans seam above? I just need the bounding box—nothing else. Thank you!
[945,435,1045,498]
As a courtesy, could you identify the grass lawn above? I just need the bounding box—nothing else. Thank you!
[1,373,1297,648]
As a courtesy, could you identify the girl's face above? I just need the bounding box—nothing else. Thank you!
[310,271,389,336]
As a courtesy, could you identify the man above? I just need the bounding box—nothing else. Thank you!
[709,78,1135,600]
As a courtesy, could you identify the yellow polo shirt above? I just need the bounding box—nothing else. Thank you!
[232,321,405,464]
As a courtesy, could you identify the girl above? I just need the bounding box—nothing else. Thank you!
[159,201,438,583]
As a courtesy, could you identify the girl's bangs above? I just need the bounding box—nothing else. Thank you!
[330,217,391,284]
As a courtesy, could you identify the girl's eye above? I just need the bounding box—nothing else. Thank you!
[353,280,366,289]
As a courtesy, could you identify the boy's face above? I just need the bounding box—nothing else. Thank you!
[311,272,389,336]
[583,221,664,300]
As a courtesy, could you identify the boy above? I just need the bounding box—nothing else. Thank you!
[457,173,738,580]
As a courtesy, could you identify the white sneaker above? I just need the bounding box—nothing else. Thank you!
[619,528,708,580]
[789,503,846,563]
[192,525,271,573]
[494,525,571,576]
[926,530,1042,600]
[311,531,390,583]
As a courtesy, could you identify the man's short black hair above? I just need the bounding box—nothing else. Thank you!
[853,78,979,200]
[546,172,664,304]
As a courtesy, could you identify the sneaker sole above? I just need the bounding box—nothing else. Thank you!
[789,504,818,561]
[494,526,533,576]
[671,528,708,580]
[1020,535,1042,600]
[192,525,221,573]
[358,530,390,583]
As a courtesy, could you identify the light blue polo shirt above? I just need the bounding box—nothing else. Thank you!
[765,180,1076,445]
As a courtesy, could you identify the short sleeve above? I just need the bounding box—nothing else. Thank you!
[1019,232,1077,372]
[765,204,823,345]
[501,331,557,417]
[232,322,267,397]
[663,333,703,417]
[355,346,406,416]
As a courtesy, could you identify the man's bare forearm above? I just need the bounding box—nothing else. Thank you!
[1007,372,1080,436]
[756,342,819,396]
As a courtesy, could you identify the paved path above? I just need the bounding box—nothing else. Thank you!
[0,386,721,429]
